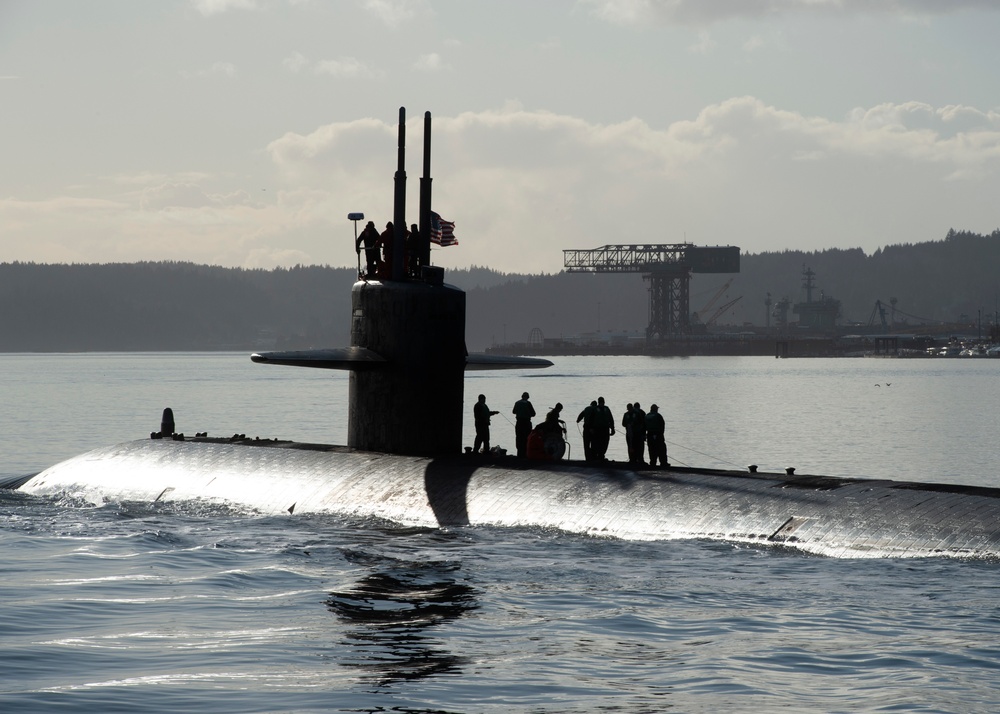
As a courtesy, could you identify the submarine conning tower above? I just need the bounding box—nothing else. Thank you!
[348,106,466,455]
[250,107,550,456]
[349,278,466,455]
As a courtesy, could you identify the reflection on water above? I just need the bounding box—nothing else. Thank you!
[326,546,479,686]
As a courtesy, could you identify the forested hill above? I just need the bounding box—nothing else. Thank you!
[0,262,354,352]
[2,228,998,352]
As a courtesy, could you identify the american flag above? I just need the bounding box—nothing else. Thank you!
[429,211,458,247]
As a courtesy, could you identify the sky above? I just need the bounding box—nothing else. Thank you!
[2,0,999,275]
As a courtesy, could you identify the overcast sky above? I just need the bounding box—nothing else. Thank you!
[2,0,999,274]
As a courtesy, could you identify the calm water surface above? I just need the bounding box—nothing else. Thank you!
[3,353,1000,712]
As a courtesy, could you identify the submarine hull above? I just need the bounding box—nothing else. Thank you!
[19,438,1000,559]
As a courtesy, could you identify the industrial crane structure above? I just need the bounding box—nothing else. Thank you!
[692,277,734,323]
[563,244,741,340]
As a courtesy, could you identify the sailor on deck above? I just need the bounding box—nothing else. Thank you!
[591,396,615,461]
[645,404,667,467]
[630,402,647,464]
[512,391,536,458]
[577,401,597,461]
[473,394,499,455]
[377,222,394,279]
[356,221,381,278]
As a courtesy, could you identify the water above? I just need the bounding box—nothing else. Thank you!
[3,353,1000,712]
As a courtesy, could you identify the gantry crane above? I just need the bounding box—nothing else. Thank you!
[563,244,741,340]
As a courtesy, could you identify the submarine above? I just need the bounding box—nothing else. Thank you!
[9,108,1000,560]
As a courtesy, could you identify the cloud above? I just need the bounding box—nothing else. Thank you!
[283,51,311,73]
[5,100,999,272]
[313,57,378,78]
[267,118,394,181]
[183,61,238,79]
[361,0,429,27]
[688,30,716,54]
[0,196,131,263]
[282,52,381,78]
[263,100,1000,272]
[110,171,215,186]
[0,196,126,217]
[580,0,1000,27]
[0,181,318,268]
[138,183,254,211]
[191,0,257,17]
[413,53,448,72]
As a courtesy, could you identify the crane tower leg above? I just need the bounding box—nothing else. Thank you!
[645,267,692,341]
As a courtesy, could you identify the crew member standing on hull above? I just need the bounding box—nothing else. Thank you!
[512,391,536,458]
[645,404,667,467]
[622,403,635,462]
[356,221,381,278]
[473,394,499,455]
[377,222,394,279]
[631,402,647,464]
[577,400,597,461]
[591,396,615,461]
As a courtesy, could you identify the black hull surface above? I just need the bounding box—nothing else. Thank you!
[15,437,1000,559]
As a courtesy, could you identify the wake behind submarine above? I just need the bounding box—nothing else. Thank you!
[10,108,1000,559]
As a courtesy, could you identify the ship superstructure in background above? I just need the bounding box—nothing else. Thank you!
[770,266,842,334]
[791,266,842,332]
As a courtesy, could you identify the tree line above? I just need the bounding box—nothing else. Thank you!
[2,228,998,352]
